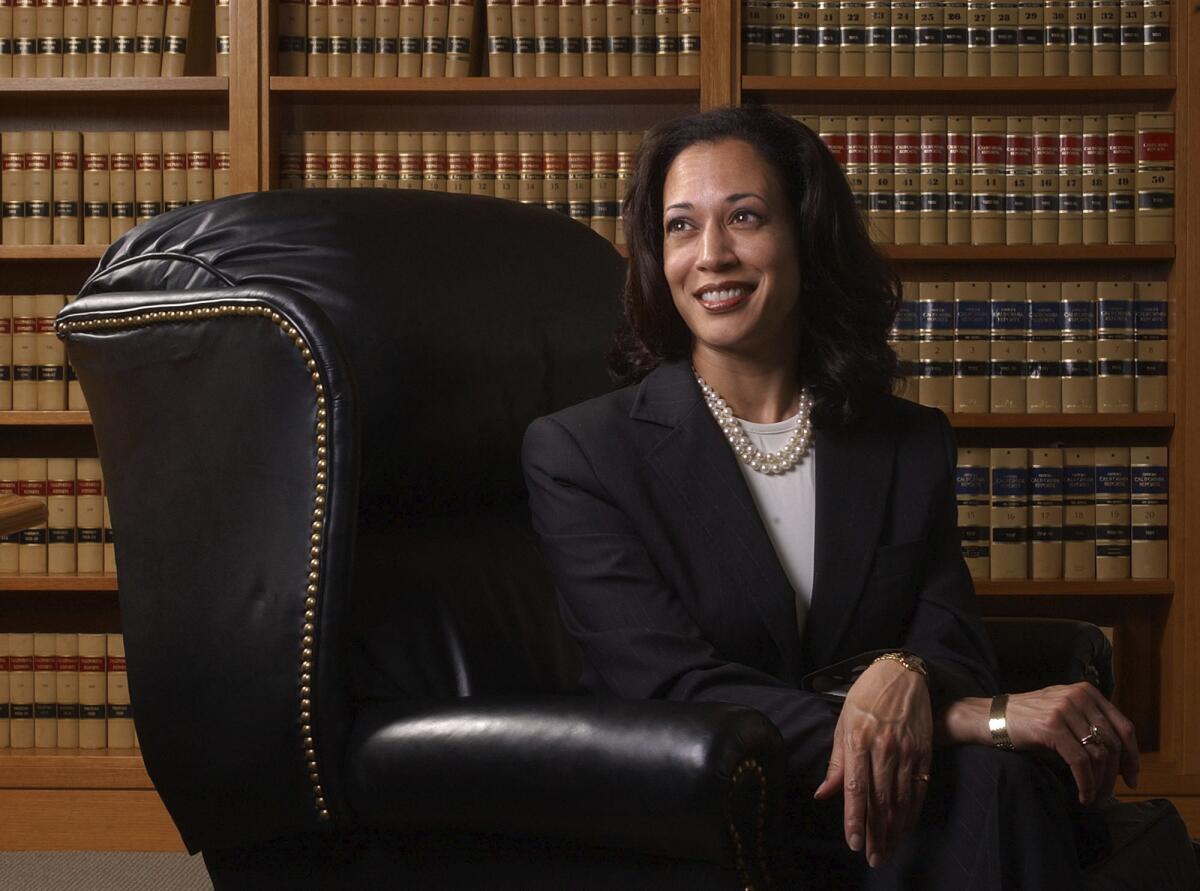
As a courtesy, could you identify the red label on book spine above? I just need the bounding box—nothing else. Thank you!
[18,481,47,496]
[1082,134,1107,167]
[1033,135,1058,167]
[821,134,848,165]
[111,154,134,171]
[48,480,75,496]
[77,480,103,495]
[920,133,946,166]
[1107,134,1135,167]
[1005,134,1032,168]
[78,656,105,672]
[136,153,162,172]
[10,656,33,672]
[83,153,109,171]
[972,135,1005,166]
[107,656,127,671]
[34,656,55,671]
[847,133,869,166]
[55,655,79,671]
[868,133,893,166]
[24,154,50,171]
[54,152,80,170]
[1059,134,1082,167]
[1138,131,1175,164]
[164,152,186,171]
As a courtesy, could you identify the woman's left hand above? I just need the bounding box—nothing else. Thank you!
[813,659,933,868]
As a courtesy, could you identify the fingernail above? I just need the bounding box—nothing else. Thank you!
[869,854,881,868]
[849,833,863,851]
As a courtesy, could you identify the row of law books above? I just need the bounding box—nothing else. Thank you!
[796,112,1174,245]
[1,294,89,413]
[0,457,116,577]
[743,0,1170,77]
[0,0,194,78]
[891,279,1166,414]
[0,633,133,750]
[955,446,1167,581]
[0,130,232,247]
[285,128,644,244]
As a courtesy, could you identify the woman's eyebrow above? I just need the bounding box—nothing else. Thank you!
[664,193,766,213]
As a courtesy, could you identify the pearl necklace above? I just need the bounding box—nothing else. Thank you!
[693,368,814,475]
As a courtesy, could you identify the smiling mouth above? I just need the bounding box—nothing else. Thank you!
[696,285,753,313]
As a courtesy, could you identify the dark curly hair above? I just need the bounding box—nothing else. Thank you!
[610,105,902,426]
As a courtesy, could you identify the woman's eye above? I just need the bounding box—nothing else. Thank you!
[731,209,759,224]
[665,218,689,232]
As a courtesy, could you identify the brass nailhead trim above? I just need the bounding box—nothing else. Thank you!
[729,758,771,891]
[58,301,335,823]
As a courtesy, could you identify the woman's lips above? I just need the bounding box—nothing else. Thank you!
[696,291,751,313]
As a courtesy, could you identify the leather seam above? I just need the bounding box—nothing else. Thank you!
[79,250,237,298]
[729,757,772,890]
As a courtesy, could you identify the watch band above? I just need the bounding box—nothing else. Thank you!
[872,651,928,678]
[989,693,1015,750]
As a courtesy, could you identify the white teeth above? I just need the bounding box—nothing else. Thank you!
[700,287,750,303]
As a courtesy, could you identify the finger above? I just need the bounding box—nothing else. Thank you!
[815,734,846,800]
[910,758,931,839]
[1084,713,1121,802]
[1088,693,1140,787]
[868,744,897,867]
[843,740,869,856]
[1056,733,1097,806]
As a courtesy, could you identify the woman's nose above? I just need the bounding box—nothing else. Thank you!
[698,222,736,270]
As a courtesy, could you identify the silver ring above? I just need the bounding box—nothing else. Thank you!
[1080,725,1104,747]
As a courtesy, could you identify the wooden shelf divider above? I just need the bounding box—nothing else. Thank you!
[975,580,1174,597]
[0,750,152,790]
[0,246,107,262]
[270,75,700,94]
[0,576,118,592]
[0,412,94,426]
[947,413,1175,429]
[0,77,228,94]
[742,74,1177,100]
[881,245,1174,261]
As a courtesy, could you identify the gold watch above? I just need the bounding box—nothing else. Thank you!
[872,651,928,678]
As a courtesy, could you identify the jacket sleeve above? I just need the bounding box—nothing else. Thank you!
[522,414,841,791]
[900,410,1001,709]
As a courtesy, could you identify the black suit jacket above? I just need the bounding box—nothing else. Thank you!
[522,359,1000,789]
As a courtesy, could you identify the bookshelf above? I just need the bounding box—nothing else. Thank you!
[2,0,1196,852]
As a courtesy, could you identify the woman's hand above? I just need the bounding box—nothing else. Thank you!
[940,683,1139,806]
[813,659,933,868]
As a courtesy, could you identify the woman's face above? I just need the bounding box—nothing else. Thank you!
[661,138,802,365]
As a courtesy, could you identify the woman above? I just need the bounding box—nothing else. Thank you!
[521,106,1137,888]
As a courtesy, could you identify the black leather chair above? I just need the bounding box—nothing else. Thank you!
[57,189,1197,889]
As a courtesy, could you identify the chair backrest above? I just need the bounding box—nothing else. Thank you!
[60,189,626,852]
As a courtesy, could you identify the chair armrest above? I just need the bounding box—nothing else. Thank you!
[983,618,1115,698]
[346,697,785,880]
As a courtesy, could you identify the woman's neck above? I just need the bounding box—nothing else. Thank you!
[691,347,802,425]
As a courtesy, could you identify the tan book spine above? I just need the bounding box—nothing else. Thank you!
[105,131,132,227]
[1095,280,1134,414]
[893,115,920,245]
[9,633,33,748]
[1118,0,1140,73]
[0,295,10,411]
[889,0,913,74]
[55,632,78,748]
[1134,111,1173,245]
[1081,114,1107,245]
[159,0,188,76]
[11,295,36,410]
[133,0,165,76]
[913,0,940,75]
[52,130,81,246]
[1,132,24,245]
[516,129,542,203]
[214,0,229,75]
[989,281,1026,412]
[161,130,186,212]
[813,0,835,75]
[307,0,329,76]
[1106,114,1134,245]
[590,129,617,241]
[1004,115,1031,246]
[1057,114,1082,245]
[1133,280,1166,412]
[1017,0,1042,73]
[352,0,376,76]
[677,0,696,72]
[1043,0,1066,73]
[1142,0,1167,75]
[33,633,56,748]
[65,294,84,409]
[421,0,449,75]
[87,0,113,77]
[35,0,64,77]
[134,130,162,225]
[1066,0,1089,74]
[942,0,967,73]
[185,129,212,202]
[952,281,989,413]
[628,0,652,72]
[1091,0,1117,74]
[487,0,514,74]
[76,457,103,573]
[24,130,52,245]
[614,128,640,245]
[765,0,787,73]
[328,0,353,75]
[397,131,422,190]
[1095,446,1130,579]
[892,280,918,402]
[64,0,89,77]
[1130,446,1167,579]
[302,130,327,188]
[744,0,768,73]
[1029,448,1064,579]
[558,0,583,74]
[970,115,1003,246]
[493,130,518,199]
[862,0,888,75]
[446,129,472,195]
[212,129,230,198]
[956,447,990,581]
[446,0,476,75]
[966,0,987,75]
[374,0,401,76]
[17,457,47,573]
[865,115,892,244]
[102,494,115,574]
[350,130,373,187]
[106,633,133,748]
[420,129,447,191]
[77,633,106,748]
[82,132,110,243]
[373,130,398,188]
[838,0,865,74]
[279,0,309,74]
[1025,281,1062,413]
[469,130,494,196]
[532,0,557,73]
[398,0,423,75]
[37,291,67,408]
[110,0,136,75]
[542,129,567,212]
[0,2,12,78]
[916,280,953,412]
[989,0,1018,74]
[0,634,8,749]
[654,0,676,74]
[1031,114,1058,245]
[12,0,34,77]
[0,459,18,572]
[845,115,868,233]
[566,129,590,222]
[1061,280,1096,412]
[326,129,350,187]
[581,0,605,74]
[989,447,1028,580]
[604,0,628,74]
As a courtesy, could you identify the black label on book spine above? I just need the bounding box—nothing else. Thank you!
[958,526,989,543]
[992,527,1028,543]
[13,38,35,56]
[916,26,942,43]
[606,36,632,52]
[1070,26,1091,43]
[1031,526,1064,542]
[279,36,306,52]
[107,703,132,719]
[136,201,162,217]
[112,37,136,53]
[891,26,915,44]
[307,37,329,53]
[352,37,373,53]
[631,35,655,52]
[1138,192,1174,210]
[1135,359,1167,376]
[64,38,87,54]
[376,37,400,53]
[328,37,351,54]
[423,37,448,53]
[165,37,187,53]
[449,36,473,53]
[1019,28,1044,44]
[111,202,134,218]
[37,366,65,382]
[38,38,64,54]
[583,37,606,52]
[34,703,55,719]
[89,37,111,53]
[48,528,76,544]
[79,704,104,719]
[1132,525,1169,540]
[53,201,79,217]
[136,36,163,53]
[1063,524,1095,541]
[57,704,79,719]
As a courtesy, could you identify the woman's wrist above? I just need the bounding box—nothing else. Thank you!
[936,697,993,747]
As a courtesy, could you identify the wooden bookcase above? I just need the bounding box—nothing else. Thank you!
[3,0,1198,851]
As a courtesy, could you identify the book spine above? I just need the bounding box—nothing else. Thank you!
[33,632,56,748]
[1029,448,1064,578]
[1058,114,1082,244]
[373,130,398,188]
[106,633,134,747]
[76,457,103,573]
[374,0,400,76]
[446,0,476,75]
[1043,0,1066,73]
[744,0,769,73]
[77,633,106,749]
[328,0,352,75]
[0,295,10,411]
[916,280,953,412]
[302,130,327,188]
[956,447,990,580]
[1017,0,1042,73]
[35,292,66,411]
[590,130,616,241]
[970,115,1004,245]
[946,115,971,244]
[866,115,892,244]
[1133,279,1167,411]
[531,0,556,73]
[814,0,837,75]
[215,0,229,74]
[398,0,423,75]
[1118,0,1140,73]
[1082,114,1108,245]
[133,0,165,77]
[466,130,493,195]
[966,0,988,74]
[766,0,787,73]
[65,294,85,405]
[1142,0,1167,75]
[184,129,212,203]
[52,131,81,246]
[25,130,52,246]
[566,129,591,221]
[162,130,186,211]
[890,0,913,74]
[12,294,36,410]
[1096,280,1134,412]
[35,0,63,77]
[516,129,542,201]
[839,0,865,74]
[1135,111,1173,245]
[0,458,18,573]
[989,281,1027,412]
[1092,0,1118,74]
[102,494,115,575]
[1106,114,1135,246]
[913,0,941,76]
[110,0,136,76]
[46,456,76,574]
[0,634,8,749]
[538,130,565,211]
[629,0,652,72]
[278,130,303,188]
[0,2,11,78]
[989,0,1017,74]
[863,0,888,75]
[1004,115,1031,246]
[402,130,431,190]
[422,0,449,74]
[952,280,989,412]
[1095,446,1131,579]
[350,130,374,187]
[892,280,919,401]
[212,129,230,198]
[1060,280,1097,412]
[109,130,135,240]
[325,129,349,187]
[893,115,920,245]
[17,457,47,574]
[943,0,967,73]
[160,0,188,76]
[64,0,89,77]
[653,0,675,74]
[603,0,628,73]
[845,115,868,230]
[1,131,24,245]
[614,128,640,244]
[134,130,162,225]
[487,0,514,74]
[82,131,110,244]
[279,0,310,74]
[55,631,79,748]
[990,447,1029,580]
[677,0,696,72]
[307,0,329,76]
[12,0,33,77]
[446,129,472,194]
[1031,114,1058,244]
[1066,0,1089,74]
[9,633,33,748]
[352,0,376,76]
[421,129,446,190]
[87,0,113,77]
[579,0,603,73]
[1130,445,1167,578]
[1025,281,1062,412]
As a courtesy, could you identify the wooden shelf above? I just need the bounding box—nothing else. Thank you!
[272,75,699,94]
[0,749,152,790]
[0,245,107,262]
[0,576,117,592]
[0,77,227,95]
[975,580,1173,597]
[742,75,1177,101]
[948,412,1175,429]
[0,412,93,426]
[880,244,1174,262]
